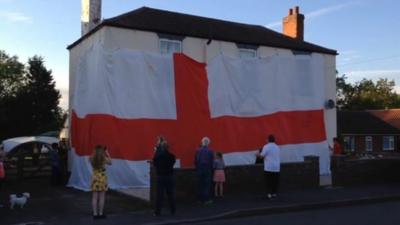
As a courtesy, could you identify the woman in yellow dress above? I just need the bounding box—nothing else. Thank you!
[89,145,112,219]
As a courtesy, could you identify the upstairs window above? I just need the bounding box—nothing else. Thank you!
[383,136,394,151]
[159,39,182,55]
[365,136,373,152]
[238,48,257,58]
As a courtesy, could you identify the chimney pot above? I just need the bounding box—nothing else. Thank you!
[294,6,300,14]
[282,6,304,41]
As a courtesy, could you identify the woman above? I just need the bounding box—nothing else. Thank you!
[89,145,112,219]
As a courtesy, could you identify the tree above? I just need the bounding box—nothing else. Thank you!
[0,51,63,141]
[21,56,63,134]
[336,74,400,110]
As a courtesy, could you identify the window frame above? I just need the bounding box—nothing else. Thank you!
[238,48,257,59]
[365,136,373,152]
[159,38,182,55]
[343,136,355,152]
[383,136,395,151]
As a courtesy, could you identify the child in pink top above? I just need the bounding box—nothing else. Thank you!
[213,152,225,197]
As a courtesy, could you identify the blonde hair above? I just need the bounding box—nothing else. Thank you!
[201,137,210,147]
[90,145,106,170]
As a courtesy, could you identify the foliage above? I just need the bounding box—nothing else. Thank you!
[0,51,64,141]
[336,74,400,110]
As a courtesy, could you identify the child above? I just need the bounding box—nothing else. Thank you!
[213,152,225,197]
[89,145,112,219]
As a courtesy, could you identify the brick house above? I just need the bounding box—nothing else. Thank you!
[338,110,400,153]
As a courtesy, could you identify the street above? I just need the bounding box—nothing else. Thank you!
[190,201,400,225]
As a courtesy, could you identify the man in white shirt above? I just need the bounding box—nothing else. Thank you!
[258,135,280,199]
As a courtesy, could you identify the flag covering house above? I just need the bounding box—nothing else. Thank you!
[67,0,337,190]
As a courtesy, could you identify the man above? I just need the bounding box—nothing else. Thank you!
[195,137,214,204]
[329,137,343,155]
[49,143,61,185]
[258,135,280,199]
[153,140,176,216]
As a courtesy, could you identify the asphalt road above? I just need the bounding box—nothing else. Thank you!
[189,201,400,225]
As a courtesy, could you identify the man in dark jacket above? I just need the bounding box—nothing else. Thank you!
[153,140,176,216]
[195,137,214,204]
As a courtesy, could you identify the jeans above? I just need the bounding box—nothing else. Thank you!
[197,169,212,202]
[155,175,176,215]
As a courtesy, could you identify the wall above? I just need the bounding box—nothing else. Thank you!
[150,156,319,204]
[331,155,400,186]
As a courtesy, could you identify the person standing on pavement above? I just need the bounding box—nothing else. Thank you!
[213,152,226,197]
[153,138,176,216]
[257,135,280,200]
[329,137,343,155]
[195,137,214,204]
[49,143,61,185]
[0,145,6,188]
[89,145,112,219]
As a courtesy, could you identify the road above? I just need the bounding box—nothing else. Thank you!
[189,201,400,225]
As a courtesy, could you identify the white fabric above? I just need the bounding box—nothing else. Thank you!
[73,46,176,119]
[67,149,150,191]
[207,54,325,117]
[260,143,281,172]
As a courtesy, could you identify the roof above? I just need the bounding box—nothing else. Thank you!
[368,109,400,130]
[68,7,337,55]
[338,111,400,135]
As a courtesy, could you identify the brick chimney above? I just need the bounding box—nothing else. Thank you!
[282,6,304,41]
[81,0,102,36]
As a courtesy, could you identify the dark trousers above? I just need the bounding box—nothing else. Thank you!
[155,175,176,214]
[197,169,212,202]
[264,171,280,195]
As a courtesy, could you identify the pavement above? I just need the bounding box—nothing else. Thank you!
[2,178,400,225]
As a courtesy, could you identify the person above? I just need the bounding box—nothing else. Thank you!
[329,137,343,155]
[154,136,166,157]
[213,152,225,197]
[257,135,280,200]
[195,137,214,204]
[89,145,112,219]
[152,138,176,216]
[58,140,68,184]
[0,145,6,188]
[49,143,61,185]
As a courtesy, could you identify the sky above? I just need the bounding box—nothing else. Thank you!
[1,0,399,110]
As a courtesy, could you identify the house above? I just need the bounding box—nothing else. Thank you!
[338,110,400,153]
[67,0,337,189]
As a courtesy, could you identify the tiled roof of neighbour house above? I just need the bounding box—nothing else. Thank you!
[368,109,400,130]
[68,7,337,55]
[338,111,400,135]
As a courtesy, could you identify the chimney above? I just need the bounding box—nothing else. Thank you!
[282,6,304,41]
[81,0,102,36]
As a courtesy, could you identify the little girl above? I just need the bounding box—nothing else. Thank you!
[213,152,226,197]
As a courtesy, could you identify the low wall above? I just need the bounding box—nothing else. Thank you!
[150,156,319,204]
[331,156,400,186]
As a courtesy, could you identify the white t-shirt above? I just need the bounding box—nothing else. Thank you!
[260,142,281,172]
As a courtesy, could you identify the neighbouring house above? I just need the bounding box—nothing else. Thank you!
[67,0,337,190]
[338,110,400,153]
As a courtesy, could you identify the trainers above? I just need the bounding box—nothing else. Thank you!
[267,194,272,200]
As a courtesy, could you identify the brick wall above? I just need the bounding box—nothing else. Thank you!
[331,155,400,186]
[150,156,319,204]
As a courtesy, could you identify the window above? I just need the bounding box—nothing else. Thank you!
[343,136,355,152]
[383,136,394,151]
[159,39,182,55]
[238,48,257,58]
[365,136,373,152]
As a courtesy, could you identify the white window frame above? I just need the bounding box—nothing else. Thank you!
[365,136,373,152]
[238,48,257,58]
[159,39,182,55]
[383,136,394,151]
[343,136,355,152]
